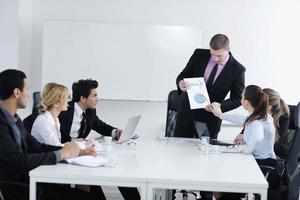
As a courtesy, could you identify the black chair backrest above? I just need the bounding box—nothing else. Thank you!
[284,105,297,157]
[32,91,41,114]
[287,163,300,200]
[286,102,300,181]
[288,105,296,130]
[165,90,185,137]
[167,90,185,111]
[23,113,39,134]
[0,189,4,200]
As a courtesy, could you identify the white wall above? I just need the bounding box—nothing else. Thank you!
[0,0,18,70]
[42,21,202,101]
[18,0,32,75]
[21,0,300,104]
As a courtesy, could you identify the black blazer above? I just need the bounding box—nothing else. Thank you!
[0,110,61,184]
[176,49,245,112]
[59,101,115,143]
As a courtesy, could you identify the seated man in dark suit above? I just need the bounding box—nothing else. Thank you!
[0,69,95,200]
[59,79,140,200]
[175,33,246,140]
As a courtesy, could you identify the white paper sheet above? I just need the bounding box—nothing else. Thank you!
[66,155,107,167]
[184,77,210,109]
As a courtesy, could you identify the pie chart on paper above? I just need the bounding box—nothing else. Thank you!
[194,93,207,104]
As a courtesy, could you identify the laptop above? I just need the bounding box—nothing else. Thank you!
[194,121,234,146]
[117,115,142,143]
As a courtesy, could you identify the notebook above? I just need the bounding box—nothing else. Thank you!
[65,155,107,167]
[117,115,141,143]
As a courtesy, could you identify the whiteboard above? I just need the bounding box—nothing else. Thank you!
[42,20,201,101]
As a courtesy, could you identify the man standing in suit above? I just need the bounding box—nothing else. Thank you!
[59,79,140,200]
[0,69,95,200]
[175,34,245,139]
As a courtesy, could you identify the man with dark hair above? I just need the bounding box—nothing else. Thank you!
[175,33,246,140]
[0,69,94,200]
[59,79,140,200]
[59,79,122,142]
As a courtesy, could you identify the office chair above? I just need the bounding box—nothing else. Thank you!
[285,102,300,183]
[165,90,185,137]
[0,189,4,200]
[274,104,297,179]
[32,91,41,114]
[287,162,300,200]
[23,92,41,133]
[165,90,201,200]
[267,102,300,200]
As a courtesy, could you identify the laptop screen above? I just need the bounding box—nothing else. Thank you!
[194,121,209,138]
[194,121,234,146]
[117,115,141,143]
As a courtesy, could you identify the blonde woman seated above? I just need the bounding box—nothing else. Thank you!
[31,83,95,155]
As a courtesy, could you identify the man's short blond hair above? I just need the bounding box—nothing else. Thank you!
[210,34,230,50]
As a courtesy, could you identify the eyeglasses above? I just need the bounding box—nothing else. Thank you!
[115,141,136,150]
[123,141,136,147]
[226,144,239,149]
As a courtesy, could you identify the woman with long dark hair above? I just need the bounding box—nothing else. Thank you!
[211,85,279,200]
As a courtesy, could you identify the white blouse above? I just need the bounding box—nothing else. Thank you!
[31,111,63,146]
[220,113,276,159]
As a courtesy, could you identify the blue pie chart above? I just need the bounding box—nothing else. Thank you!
[194,94,206,104]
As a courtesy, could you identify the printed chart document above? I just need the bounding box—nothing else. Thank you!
[184,77,210,109]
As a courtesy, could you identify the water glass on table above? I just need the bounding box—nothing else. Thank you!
[199,136,210,154]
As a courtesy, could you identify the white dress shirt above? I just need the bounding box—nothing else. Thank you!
[69,102,84,139]
[31,111,63,146]
[69,102,116,139]
[220,113,276,159]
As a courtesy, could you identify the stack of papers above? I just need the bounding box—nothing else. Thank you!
[66,155,107,167]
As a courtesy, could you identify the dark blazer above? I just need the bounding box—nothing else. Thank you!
[176,49,245,112]
[0,109,61,184]
[59,101,115,143]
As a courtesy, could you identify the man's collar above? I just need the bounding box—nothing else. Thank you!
[221,54,230,66]
[0,107,17,125]
[74,102,84,116]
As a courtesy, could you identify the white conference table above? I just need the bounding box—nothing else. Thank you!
[147,138,268,200]
[30,137,268,200]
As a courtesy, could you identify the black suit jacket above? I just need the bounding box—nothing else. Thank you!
[0,109,61,184]
[59,101,116,143]
[176,49,245,112]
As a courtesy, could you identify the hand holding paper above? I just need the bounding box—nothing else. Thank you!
[178,80,190,92]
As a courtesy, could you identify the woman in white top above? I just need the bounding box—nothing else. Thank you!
[32,83,95,152]
[211,85,276,159]
[211,85,279,200]
[31,83,69,146]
